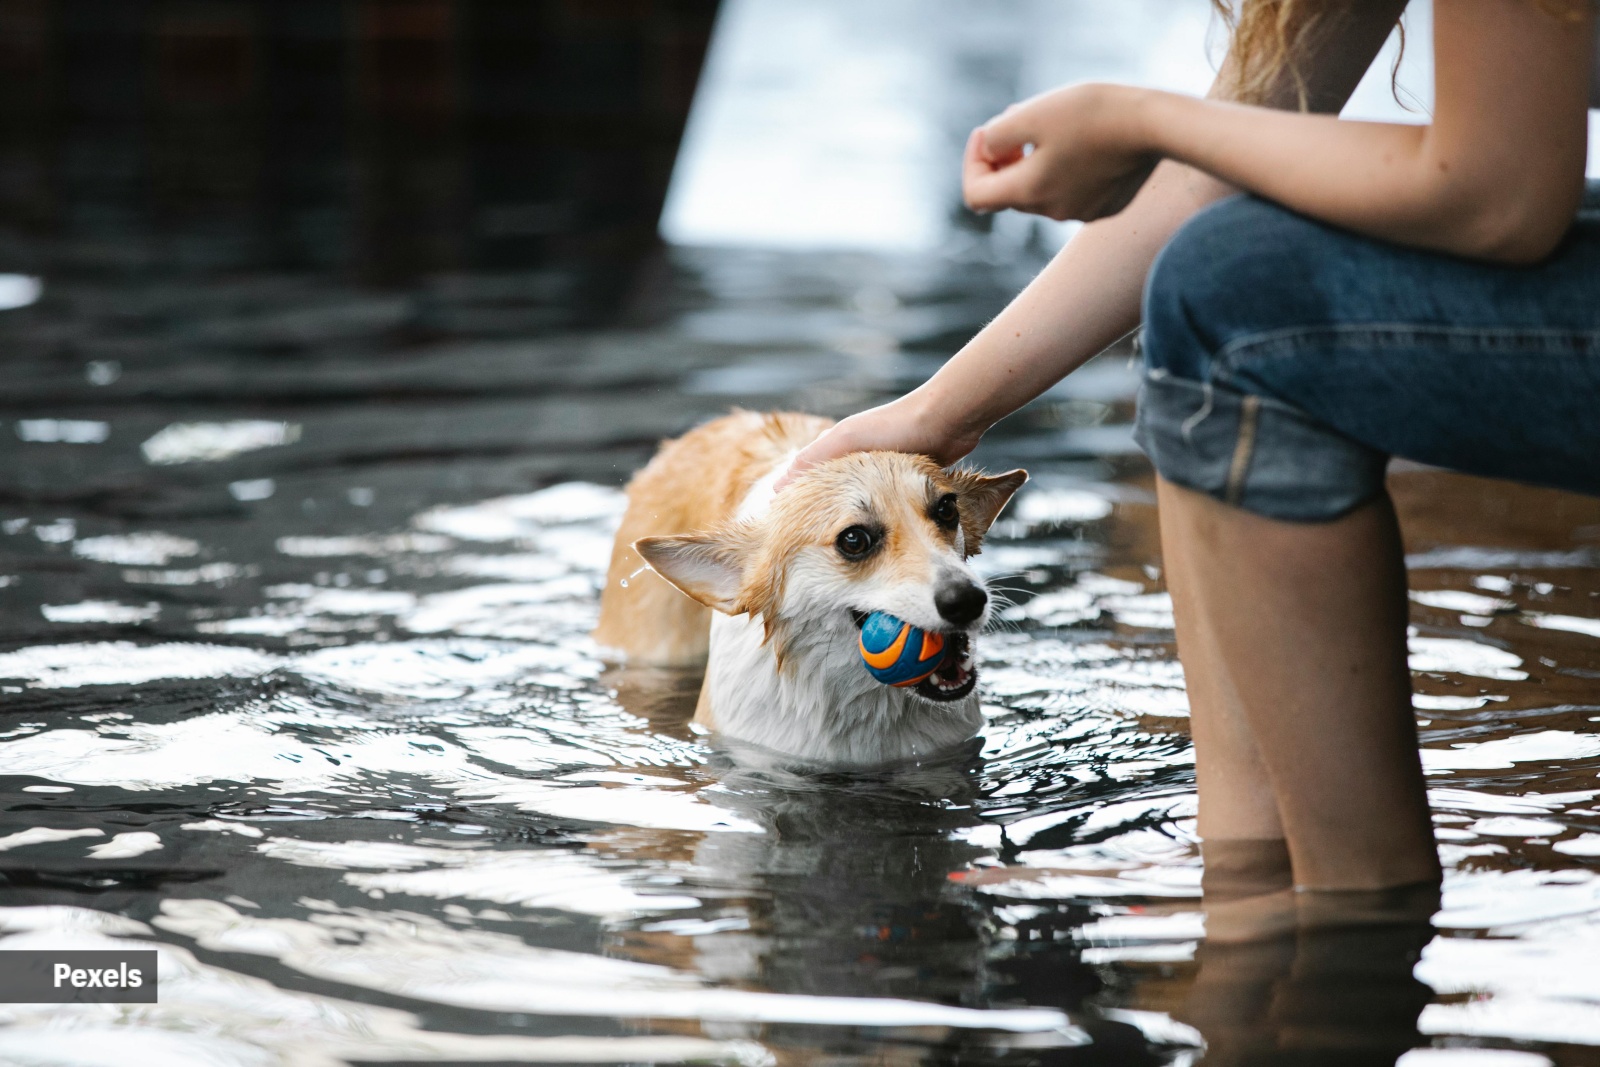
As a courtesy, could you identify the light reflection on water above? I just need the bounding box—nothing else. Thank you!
[1,1,1598,1055]
[1,243,1599,1065]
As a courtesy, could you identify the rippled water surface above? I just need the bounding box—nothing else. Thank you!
[2,241,1599,1066]
[4,0,1600,1061]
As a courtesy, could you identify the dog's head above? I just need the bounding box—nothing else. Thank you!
[635,452,1026,703]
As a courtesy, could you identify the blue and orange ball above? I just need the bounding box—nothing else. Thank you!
[858,611,948,687]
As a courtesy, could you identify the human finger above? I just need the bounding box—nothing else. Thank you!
[960,130,1000,210]
[963,150,1041,214]
[962,130,1030,213]
[774,428,857,492]
[977,107,1035,165]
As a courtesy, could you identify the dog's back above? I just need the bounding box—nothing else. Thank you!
[594,410,831,666]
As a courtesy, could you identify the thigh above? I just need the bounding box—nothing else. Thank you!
[1143,190,1600,501]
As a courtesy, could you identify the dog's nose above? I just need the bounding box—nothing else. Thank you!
[935,581,988,627]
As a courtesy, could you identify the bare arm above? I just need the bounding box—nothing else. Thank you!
[970,0,1593,264]
[780,2,1409,479]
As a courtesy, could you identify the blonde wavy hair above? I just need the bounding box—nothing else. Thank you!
[1212,0,1588,107]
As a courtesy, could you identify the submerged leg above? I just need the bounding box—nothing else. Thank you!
[1158,476,1438,891]
[1160,482,1290,898]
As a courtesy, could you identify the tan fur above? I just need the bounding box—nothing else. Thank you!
[594,410,832,667]
[596,410,1026,749]
[662,453,1022,665]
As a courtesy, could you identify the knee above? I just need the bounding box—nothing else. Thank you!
[1135,198,1388,522]
[1142,195,1322,382]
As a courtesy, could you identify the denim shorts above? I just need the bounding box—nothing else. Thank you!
[1134,183,1600,521]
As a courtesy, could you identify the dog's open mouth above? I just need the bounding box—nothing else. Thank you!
[914,630,977,702]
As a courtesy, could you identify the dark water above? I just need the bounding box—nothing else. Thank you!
[4,2,1600,1065]
[3,239,1600,1065]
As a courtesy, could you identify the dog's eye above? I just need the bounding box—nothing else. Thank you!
[931,494,959,528]
[835,525,877,560]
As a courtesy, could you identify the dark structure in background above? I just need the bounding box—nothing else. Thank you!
[0,0,719,287]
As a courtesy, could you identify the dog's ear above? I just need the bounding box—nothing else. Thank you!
[635,530,752,614]
[950,468,1028,550]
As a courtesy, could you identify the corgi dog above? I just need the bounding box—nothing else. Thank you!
[594,411,1026,766]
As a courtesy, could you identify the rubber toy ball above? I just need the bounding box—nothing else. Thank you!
[858,611,947,687]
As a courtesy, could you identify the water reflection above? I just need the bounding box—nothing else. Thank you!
[1,240,1600,1060]
[1178,919,1436,1067]
[3,1,1600,1065]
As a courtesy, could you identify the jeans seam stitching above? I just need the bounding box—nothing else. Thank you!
[1214,322,1600,376]
[1146,364,1336,425]
[1224,394,1261,506]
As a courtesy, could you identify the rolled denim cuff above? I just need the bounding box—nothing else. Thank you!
[1133,369,1389,522]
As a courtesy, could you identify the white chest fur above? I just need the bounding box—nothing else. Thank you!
[698,461,983,766]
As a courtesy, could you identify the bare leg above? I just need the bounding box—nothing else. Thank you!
[1161,495,1285,846]
[1157,476,1439,891]
[1161,478,1290,910]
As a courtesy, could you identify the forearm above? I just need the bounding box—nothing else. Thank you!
[910,161,1231,454]
[1126,1,1592,265]
[915,5,1411,457]
[1131,91,1585,264]
[783,3,1411,476]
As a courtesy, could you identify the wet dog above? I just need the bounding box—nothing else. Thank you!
[594,411,1025,766]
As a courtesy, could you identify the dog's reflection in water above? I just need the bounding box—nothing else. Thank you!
[600,662,706,741]
[667,738,996,1004]
[592,713,1111,1056]
[599,671,1433,1064]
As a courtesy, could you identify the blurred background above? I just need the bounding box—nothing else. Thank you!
[4,3,1600,1066]
[0,0,1443,280]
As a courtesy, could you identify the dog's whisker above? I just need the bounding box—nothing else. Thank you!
[984,581,1034,594]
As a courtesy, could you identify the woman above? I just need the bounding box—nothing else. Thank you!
[782,0,1600,911]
